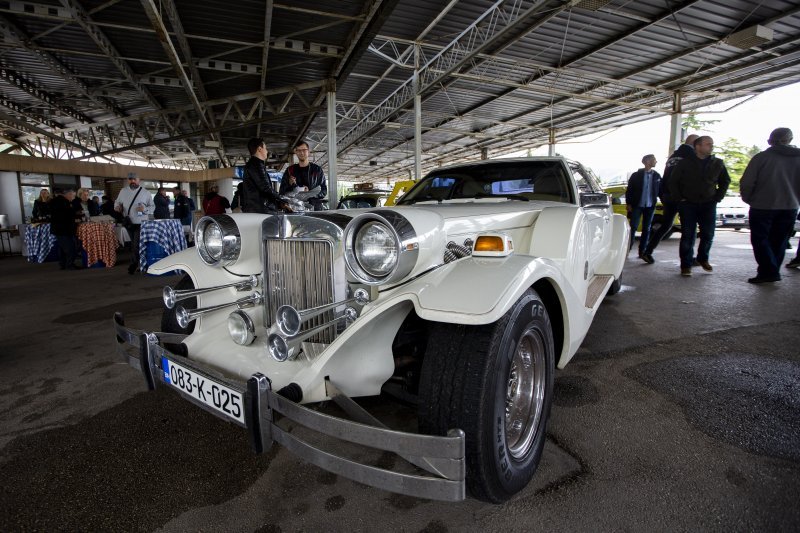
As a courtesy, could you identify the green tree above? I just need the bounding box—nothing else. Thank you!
[682,112,720,134]
[716,138,760,192]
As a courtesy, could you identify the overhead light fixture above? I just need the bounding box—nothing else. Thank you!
[726,25,773,50]
[571,0,612,10]
[204,140,220,148]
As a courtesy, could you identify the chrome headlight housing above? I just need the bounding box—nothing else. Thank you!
[195,215,241,267]
[344,211,418,285]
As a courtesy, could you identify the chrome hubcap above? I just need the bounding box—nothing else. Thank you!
[505,328,545,459]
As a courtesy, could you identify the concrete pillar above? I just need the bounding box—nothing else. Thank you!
[0,171,24,253]
[327,89,337,205]
[414,45,422,181]
[668,91,683,155]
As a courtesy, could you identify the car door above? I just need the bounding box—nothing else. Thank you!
[571,163,611,275]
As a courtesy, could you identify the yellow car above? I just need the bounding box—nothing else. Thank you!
[605,184,679,238]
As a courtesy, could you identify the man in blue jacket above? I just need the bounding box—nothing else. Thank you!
[626,154,661,263]
[740,127,800,283]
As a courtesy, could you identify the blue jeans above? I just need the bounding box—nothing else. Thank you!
[749,208,797,279]
[629,205,656,254]
[677,201,717,268]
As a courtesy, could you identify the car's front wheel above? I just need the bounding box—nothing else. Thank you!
[418,289,555,502]
[161,274,195,354]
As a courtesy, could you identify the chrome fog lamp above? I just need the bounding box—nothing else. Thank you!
[344,211,418,285]
[195,215,241,267]
[227,310,255,346]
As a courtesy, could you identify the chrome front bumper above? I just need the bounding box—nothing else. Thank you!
[112,312,466,502]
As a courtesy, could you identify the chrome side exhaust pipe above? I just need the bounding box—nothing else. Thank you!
[176,291,263,329]
[268,313,353,362]
[163,274,259,309]
[275,288,370,336]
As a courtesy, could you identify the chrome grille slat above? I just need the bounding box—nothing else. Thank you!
[265,239,336,343]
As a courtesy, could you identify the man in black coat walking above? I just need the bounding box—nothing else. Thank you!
[642,134,698,260]
[49,188,81,270]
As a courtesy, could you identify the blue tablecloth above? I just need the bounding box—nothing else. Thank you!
[138,219,187,270]
[25,224,58,263]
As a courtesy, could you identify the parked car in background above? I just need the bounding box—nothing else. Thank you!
[605,183,679,239]
[716,194,749,229]
[337,182,392,209]
[113,156,629,503]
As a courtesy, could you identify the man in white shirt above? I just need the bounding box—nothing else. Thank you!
[115,173,153,274]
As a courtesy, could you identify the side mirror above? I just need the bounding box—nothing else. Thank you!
[580,192,611,209]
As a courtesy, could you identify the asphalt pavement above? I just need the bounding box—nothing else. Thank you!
[1,229,798,532]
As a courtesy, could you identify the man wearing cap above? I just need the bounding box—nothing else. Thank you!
[740,127,800,283]
[115,173,153,274]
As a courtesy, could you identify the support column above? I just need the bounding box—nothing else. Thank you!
[548,128,556,156]
[668,91,683,155]
[414,45,422,181]
[480,147,488,160]
[327,89,337,205]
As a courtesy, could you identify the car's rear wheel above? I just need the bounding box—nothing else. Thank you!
[418,289,555,502]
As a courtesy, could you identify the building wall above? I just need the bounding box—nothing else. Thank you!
[0,171,23,252]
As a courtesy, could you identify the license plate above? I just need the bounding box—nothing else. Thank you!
[161,357,245,424]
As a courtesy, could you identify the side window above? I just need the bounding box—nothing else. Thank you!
[571,165,600,193]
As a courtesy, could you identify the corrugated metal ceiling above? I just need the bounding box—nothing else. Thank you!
[0,0,798,181]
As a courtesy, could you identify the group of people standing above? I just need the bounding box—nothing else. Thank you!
[37,138,328,273]
[238,138,327,214]
[626,127,800,284]
[113,175,196,274]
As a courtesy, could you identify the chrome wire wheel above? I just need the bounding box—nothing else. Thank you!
[505,327,546,459]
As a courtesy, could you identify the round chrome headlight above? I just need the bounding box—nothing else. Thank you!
[195,215,241,267]
[355,221,398,277]
[227,310,255,346]
[344,211,418,285]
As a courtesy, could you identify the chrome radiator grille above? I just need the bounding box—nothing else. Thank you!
[264,239,335,343]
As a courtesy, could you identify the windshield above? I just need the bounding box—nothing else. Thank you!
[396,160,574,205]
[339,196,381,209]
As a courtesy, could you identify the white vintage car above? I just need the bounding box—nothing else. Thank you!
[114,157,628,503]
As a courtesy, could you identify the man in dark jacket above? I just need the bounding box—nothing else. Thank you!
[242,138,291,214]
[49,188,81,270]
[643,134,698,259]
[625,154,661,263]
[279,140,327,210]
[740,127,800,283]
[669,136,731,276]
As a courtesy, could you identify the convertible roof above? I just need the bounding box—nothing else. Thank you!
[1,1,798,181]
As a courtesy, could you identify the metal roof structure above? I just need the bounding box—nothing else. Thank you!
[1,0,799,182]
